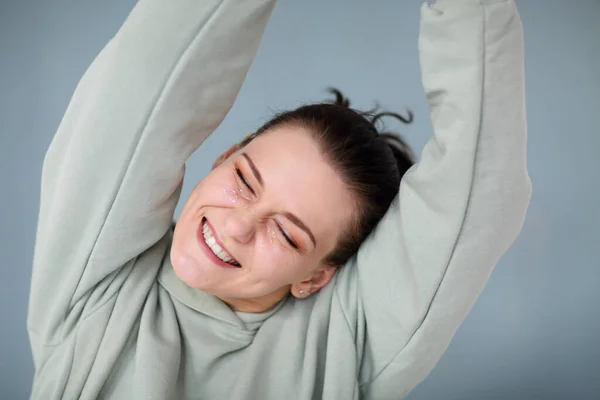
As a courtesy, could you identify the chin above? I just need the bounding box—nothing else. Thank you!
[169,221,211,287]
[170,227,228,294]
[170,244,202,287]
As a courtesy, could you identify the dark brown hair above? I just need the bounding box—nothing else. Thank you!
[243,88,414,266]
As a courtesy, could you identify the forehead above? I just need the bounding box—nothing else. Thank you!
[243,126,355,248]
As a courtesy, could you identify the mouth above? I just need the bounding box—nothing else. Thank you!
[197,217,241,268]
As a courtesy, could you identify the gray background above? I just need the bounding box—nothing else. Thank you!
[1,0,599,398]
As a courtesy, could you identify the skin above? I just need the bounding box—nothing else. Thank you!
[170,125,356,313]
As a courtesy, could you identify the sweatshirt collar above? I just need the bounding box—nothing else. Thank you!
[158,256,287,331]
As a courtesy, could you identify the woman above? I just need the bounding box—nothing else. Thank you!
[28,0,531,399]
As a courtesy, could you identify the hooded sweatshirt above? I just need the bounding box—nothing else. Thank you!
[28,0,531,398]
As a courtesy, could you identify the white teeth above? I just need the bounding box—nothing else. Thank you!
[217,251,232,262]
[202,220,237,265]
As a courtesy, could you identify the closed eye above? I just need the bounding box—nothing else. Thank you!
[276,223,299,250]
[236,168,255,196]
[240,152,316,251]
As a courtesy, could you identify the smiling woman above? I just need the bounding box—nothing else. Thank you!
[28,0,530,399]
[171,92,414,313]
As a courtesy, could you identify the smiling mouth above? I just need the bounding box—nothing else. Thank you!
[201,218,241,267]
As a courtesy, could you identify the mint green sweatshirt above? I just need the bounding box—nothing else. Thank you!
[28,0,531,399]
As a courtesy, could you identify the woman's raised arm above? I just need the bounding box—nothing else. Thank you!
[29,0,276,345]
[336,1,532,397]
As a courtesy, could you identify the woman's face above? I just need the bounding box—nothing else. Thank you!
[170,125,355,311]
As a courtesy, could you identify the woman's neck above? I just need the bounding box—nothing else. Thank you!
[218,285,291,313]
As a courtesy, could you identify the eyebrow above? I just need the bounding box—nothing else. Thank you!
[241,152,317,249]
[242,153,263,187]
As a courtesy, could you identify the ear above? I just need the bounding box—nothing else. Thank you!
[212,144,240,170]
[291,266,337,299]
[212,133,257,170]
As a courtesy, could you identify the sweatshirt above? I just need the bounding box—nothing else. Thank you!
[28,0,531,398]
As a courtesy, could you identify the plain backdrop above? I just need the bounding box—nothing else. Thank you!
[1,0,599,398]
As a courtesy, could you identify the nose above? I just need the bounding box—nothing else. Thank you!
[223,208,256,244]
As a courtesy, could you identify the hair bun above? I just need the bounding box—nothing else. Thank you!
[326,87,415,168]
[327,87,351,108]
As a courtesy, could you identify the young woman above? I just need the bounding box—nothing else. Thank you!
[28,0,531,398]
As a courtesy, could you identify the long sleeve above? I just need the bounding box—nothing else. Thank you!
[334,1,532,398]
[28,0,276,345]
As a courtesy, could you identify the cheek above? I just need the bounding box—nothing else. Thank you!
[184,172,241,211]
[251,231,310,282]
[264,224,280,247]
[222,186,246,205]
[253,234,287,272]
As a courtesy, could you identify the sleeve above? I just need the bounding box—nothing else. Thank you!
[28,0,276,344]
[335,0,532,398]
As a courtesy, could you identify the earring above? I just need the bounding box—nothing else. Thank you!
[298,289,306,297]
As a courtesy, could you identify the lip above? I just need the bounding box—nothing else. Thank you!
[196,217,240,269]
